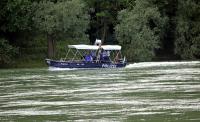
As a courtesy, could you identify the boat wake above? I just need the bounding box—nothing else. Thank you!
[48,67,77,71]
[126,61,200,69]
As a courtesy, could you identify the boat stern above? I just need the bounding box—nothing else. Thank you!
[45,59,52,66]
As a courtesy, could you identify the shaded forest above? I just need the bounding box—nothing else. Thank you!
[0,0,200,67]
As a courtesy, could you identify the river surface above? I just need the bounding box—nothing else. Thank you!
[0,61,200,122]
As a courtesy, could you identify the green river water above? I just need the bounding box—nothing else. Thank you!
[0,61,200,122]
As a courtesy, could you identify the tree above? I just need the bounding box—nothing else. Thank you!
[0,0,36,46]
[34,0,89,58]
[151,0,178,57]
[175,0,200,59]
[85,0,128,44]
[0,38,18,66]
[115,0,166,61]
[0,0,34,32]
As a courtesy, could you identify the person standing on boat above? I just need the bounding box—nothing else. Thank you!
[95,39,103,63]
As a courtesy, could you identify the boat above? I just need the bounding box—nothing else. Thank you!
[45,39,127,68]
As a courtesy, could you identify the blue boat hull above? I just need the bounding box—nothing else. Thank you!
[45,59,126,68]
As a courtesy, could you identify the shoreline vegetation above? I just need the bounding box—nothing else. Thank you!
[0,0,200,68]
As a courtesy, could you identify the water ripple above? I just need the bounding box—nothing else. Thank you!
[0,61,200,121]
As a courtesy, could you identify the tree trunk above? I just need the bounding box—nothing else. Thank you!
[47,34,55,58]
[101,21,107,44]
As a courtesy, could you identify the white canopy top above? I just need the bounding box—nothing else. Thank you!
[68,45,121,50]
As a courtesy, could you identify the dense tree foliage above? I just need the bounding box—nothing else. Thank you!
[115,0,166,61]
[0,0,33,32]
[0,38,18,66]
[85,0,123,44]
[34,0,89,58]
[0,0,199,67]
[175,0,200,59]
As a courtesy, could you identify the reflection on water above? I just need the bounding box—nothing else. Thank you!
[0,61,200,121]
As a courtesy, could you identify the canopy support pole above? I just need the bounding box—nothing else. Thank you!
[72,50,78,62]
[64,48,71,61]
[77,50,84,60]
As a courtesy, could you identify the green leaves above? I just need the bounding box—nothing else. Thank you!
[115,0,166,61]
[175,0,200,59]
[34,0,89,41]
[85,0,126,43]
[32,0,90,58]
[0,38,18,65]
[0,0,34,32]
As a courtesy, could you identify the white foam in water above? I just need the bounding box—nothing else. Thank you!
[48,67,77,71]
[126,61,200,69]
